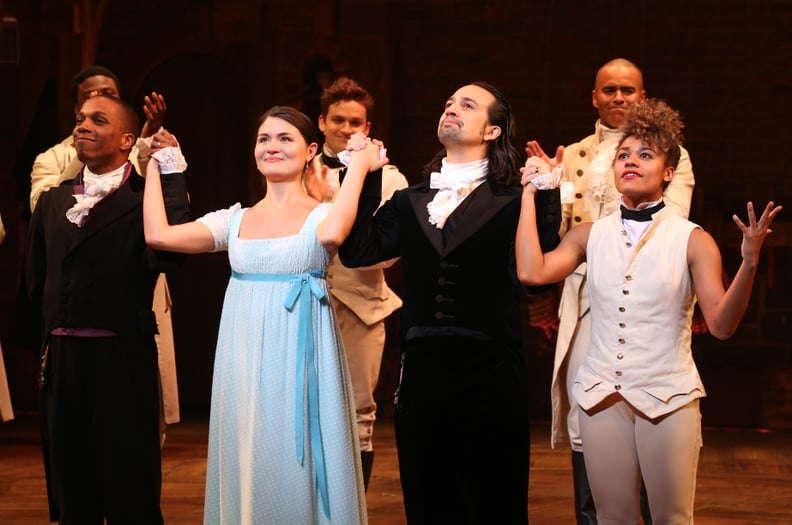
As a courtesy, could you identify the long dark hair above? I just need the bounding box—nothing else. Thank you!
[422,81,520,186]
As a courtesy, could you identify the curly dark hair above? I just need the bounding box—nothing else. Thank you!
[320,77,374,118]
[618,98,684,168]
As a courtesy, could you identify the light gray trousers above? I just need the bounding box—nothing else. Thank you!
[580,396,701,524]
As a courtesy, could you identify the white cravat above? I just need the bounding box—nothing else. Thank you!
[66,163,127,226]
[427,158,488,229]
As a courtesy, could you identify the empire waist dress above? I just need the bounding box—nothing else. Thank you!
[200,203,366,525]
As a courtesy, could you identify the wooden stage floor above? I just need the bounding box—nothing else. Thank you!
[1,414,791,524]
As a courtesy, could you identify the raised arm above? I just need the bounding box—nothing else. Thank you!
[364,165,408,270]
[316,134,388,253]
[144,130,214,254]
[516,149,587,285]
[689,201,782,340]
[516,180,588,285]
[141,92,167,139]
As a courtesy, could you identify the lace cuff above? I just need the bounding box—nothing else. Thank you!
[151,147,188,174]
[529,166,562,190]
[337,146,387,167]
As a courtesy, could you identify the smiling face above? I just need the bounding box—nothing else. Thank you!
[318,100,370,155]
[592,64,646,128]
[73,96,135,173]
[254,116,317,181]
[613,136,674,208]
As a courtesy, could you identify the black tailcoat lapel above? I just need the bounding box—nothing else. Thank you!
[65,176,143,258]
[409,181,518,256]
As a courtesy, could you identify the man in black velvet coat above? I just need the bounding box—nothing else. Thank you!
[25,95,189,525]
[340,82,560,524]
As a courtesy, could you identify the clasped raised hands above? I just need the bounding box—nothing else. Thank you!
[345,132,389,173]
[520,142,565,190]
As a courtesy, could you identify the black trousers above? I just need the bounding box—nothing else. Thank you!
[395,338,530,525]
[40,335,163,525]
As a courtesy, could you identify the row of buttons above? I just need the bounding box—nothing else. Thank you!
[613,270,636,391]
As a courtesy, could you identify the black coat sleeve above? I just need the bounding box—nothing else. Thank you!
[512,188,562,292]
[338,168,401,267]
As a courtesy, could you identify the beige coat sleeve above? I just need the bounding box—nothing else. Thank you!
[30,136,80,212]
[663,146,695,219]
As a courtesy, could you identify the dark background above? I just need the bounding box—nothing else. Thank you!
[0,0,790,429]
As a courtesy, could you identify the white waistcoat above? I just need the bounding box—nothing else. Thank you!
[573,209,706,419]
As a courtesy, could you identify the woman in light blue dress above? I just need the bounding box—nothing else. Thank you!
[142,106,387,524]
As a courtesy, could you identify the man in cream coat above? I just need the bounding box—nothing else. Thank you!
[526,58,694,524]
[308,77,407,489]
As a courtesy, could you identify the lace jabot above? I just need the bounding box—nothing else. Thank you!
[584,122,623,220]
[427,158,488,229]
[66,163,128,227]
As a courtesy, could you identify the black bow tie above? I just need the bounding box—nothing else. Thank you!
[321,154,345,170]
[620,201,665,222]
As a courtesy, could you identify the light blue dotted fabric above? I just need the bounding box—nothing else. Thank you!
[201,204,366,525]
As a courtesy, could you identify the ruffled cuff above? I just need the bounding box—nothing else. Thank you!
[337,146,388,167]
[529,166,561,190]
[151,146,188,174]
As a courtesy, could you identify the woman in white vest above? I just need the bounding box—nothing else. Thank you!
[516,98,782,524]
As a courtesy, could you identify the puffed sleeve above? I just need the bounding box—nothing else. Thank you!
[196,203,243,252]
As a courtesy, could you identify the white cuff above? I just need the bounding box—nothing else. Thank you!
[151,147,188,174]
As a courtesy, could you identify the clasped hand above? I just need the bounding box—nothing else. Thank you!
[520,142,565,191]
[344,131,389,172]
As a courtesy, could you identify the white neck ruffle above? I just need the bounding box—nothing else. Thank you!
[427,157,488,229]
[66,163,127,226]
